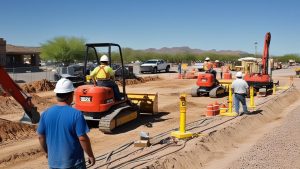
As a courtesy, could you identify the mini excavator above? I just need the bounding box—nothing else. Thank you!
[0,66,40,124]
[244,32,275,95]
[74,43,158,133]
[191,71,225,98]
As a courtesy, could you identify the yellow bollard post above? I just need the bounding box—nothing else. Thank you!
[249,86,256,109]
[272,83,276,95]
[171,94,193,139]
[220,84,237,116]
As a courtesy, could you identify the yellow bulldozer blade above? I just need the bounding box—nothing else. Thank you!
[276,86,290,90]
[127,93,158,115]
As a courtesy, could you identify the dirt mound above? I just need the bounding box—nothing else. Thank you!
[0,93,54,116]
[0,119,36,143]
[0,96,23,115]
[116,76,160,86]
[21,79,55,93]
[146,88,300,169]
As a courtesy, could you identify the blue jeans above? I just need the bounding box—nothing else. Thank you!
[50,161,86,169]
[234,93,248,114]
[97,80,121,101]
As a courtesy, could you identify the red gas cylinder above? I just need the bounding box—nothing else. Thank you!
[213,101,220,115]
[206,104,214,117]
[223,72,232,79]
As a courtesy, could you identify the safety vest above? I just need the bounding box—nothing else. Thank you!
[221,66,229,73]
[204,62,213,71]
[96,65,111,80]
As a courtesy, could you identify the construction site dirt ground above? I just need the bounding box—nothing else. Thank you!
[0,67,299,169]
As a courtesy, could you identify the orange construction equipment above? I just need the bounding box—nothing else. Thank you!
[191,73,225,98]
[74,43,157,133]
[0,66,40,124]
[244,32,275,95]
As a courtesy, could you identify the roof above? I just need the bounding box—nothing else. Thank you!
[238,57,258,62]
[6,44,40,55]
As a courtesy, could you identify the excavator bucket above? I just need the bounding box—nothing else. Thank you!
[127,93,158,115]
[20,106,40,124]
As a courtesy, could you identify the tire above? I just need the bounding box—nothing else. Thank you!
[191,86,199,97]
[165,66,170,73]
[152,67,157,74]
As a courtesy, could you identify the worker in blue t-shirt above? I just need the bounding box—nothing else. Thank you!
[37,78,95,168]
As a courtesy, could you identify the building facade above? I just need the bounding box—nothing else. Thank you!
[0,38,40,68]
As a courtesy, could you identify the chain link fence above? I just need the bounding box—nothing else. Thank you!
[5,66,56,83]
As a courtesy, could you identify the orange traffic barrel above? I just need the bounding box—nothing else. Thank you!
[213,101,220,115]
[206,104,214,116]
[219,103,227,114]
[224,72,232,79]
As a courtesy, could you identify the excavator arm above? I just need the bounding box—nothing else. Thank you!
[262,32,271,75]
[0,66,40,124]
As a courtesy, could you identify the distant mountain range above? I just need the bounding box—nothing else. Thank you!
[143,46,248,55]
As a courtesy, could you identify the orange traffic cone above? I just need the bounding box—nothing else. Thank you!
[213,101,220,115]
[206,104,214,116]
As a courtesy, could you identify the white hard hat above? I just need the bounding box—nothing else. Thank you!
[236,71,243,78]
[54,78,74,93]
[100,55,109,62]
[205,57,210,61]
[215,60,219,62]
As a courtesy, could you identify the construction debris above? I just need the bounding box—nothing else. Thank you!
[21,79,55,93]
[116,76,159,86]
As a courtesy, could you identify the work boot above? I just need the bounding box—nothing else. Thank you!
[244,111,251,115]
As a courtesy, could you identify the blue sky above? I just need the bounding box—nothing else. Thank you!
[1,0,299,55]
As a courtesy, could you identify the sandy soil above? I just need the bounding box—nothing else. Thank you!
[225,103,300,169]
[0,68,299,169]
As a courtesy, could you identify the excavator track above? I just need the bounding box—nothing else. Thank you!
[98,103,139,133]
[209,86,225,98]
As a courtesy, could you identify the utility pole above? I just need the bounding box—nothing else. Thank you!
[254,42,258,57]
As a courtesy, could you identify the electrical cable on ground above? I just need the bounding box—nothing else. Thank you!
[87,86,293,168]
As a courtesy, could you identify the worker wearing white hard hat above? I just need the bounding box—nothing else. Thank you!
[90,55,114,80]
[231,71,250,116]
[204,57,213,71]
[235,71,243,78]
[54,78,75,94]
[37,78,96,168]
[90,55,121,101]
[203,57,217,80]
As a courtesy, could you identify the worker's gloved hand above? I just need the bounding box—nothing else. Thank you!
[88,156,96,166]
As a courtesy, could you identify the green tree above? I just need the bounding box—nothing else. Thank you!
[275,54,300,62]
[40,36,86,64]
